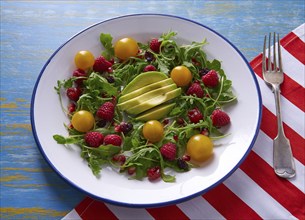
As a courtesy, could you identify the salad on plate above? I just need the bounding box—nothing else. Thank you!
[53,31,237,183]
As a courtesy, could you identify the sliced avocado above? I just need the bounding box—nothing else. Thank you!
[126,88,181,115]
[117,84,177,111]
[118,78,174,103]
[135,103,176,121]
[121,71,168,95]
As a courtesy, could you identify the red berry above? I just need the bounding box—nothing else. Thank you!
[173,135,178,142]
[67,103,76,114]
[72,69,87,86]
[202,70,219,88]
[186,82,204,98]
[150,38,161,53]
[200,127,209,136]
[84,131,104,148]
[103,134,122,146]
[210,109,230,127]
[111,96,117,104]
[143,64,156,72]
[176,118,185,126]
[188,108,203,123]
[147,166,161,181]
[127,166,136,175]
[163,119,170,125]
[191,58,200,66]
[96,102,115,121]
[93,56,112,72]
[182,155,191,161]
[66,87,82,101]
[114,124,121,132]
[160,142,177,160]
[112,154,126,164]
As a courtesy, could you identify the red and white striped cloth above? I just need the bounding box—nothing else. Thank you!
[63,23,305,220]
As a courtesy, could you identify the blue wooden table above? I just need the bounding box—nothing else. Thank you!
[1,1,304,219]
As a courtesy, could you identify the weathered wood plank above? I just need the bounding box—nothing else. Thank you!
[1,0,304,219]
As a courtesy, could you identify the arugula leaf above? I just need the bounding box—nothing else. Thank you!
[100,33,114,59]
[85,145,121,158]
[86,72,117,95]
[54,78,75,94]
[160,31,177,41]
[207,59,222,71]
[161,173,176,183]
[53,134,82,145]
[88,155,109,177]
[75,72,117,112]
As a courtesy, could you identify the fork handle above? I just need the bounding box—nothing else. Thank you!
[272,85,284,134]
[272,85,296,178]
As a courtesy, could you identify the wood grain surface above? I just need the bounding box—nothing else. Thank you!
[1,0,304,219]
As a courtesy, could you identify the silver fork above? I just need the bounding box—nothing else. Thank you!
[262,32,296,179]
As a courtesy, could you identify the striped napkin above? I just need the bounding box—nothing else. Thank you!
[63,23,305,220]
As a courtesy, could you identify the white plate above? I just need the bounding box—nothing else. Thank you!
[31,14,262,207]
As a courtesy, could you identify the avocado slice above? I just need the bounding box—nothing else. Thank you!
[121,71,168,95]
[117,84,177,111]
[118,78,174,103]
[135,103,176,121]
[126,88,181,115]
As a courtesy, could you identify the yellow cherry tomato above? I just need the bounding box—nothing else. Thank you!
[114,37,138,60]
[186,134,213,162]
[74,50,95,70]
[142,120,164,143]
[71,110,95,132]
[170,66,192,87]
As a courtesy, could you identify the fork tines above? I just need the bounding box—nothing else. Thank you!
[262,32,283,73]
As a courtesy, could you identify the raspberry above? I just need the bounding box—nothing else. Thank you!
[72,69,87,86]
[202,70,219,88]
[188,108,203,123]
[147,166,161,181]
[66,87,82,101]
[103,134,122,146]
[96,102,115,121]
[93,56,112,72]
[210,109,230,127]
[150,38,161,53]
[160,142,176,160]
[143,64,156,72]
[84,131,104,148]
[186,82,204,98]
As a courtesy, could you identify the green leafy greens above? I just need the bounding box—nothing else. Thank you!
[53,31,237,182]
